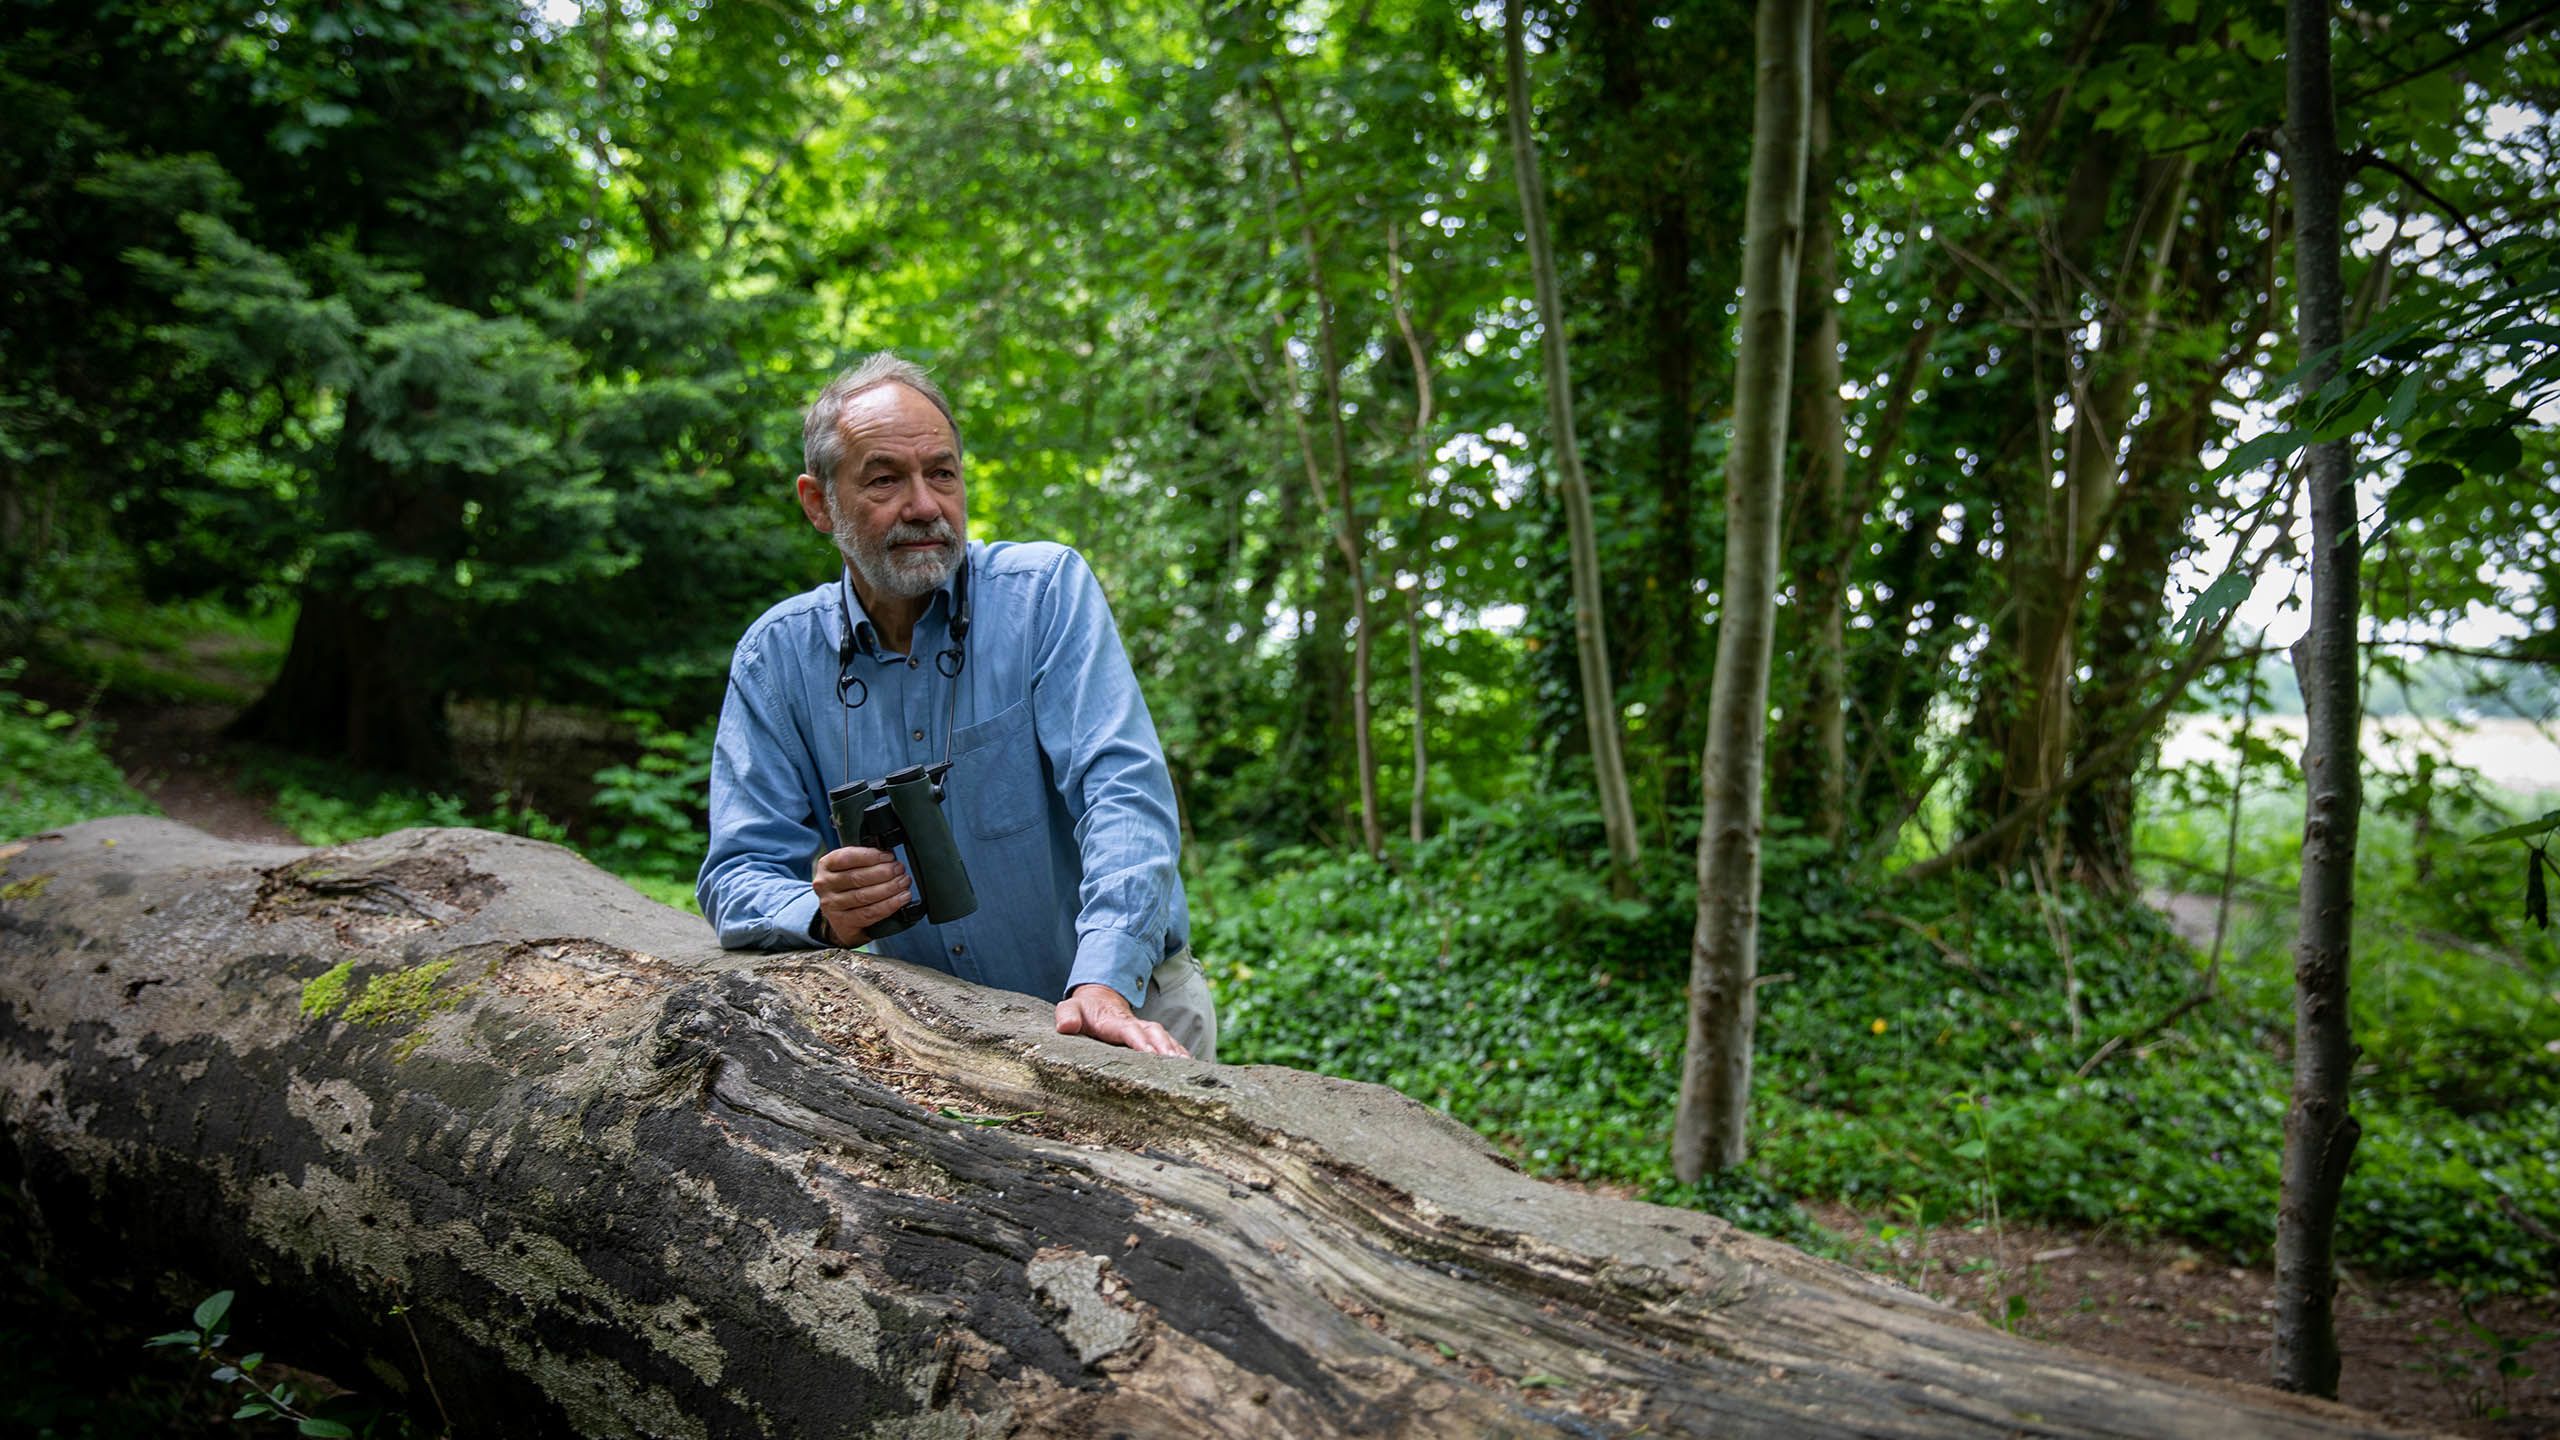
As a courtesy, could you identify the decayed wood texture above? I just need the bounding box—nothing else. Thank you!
[1,818,2409,1438]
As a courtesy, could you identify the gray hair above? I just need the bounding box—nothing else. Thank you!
[801,351,963,487]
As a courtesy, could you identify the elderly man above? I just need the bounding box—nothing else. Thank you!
[697,352,1214,1060]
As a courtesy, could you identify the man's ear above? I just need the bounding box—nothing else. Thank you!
[795,474,834,532]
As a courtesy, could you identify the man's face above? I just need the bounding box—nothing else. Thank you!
[798,382,967,601]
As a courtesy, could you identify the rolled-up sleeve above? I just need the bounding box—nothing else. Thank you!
[697,637,826,950]
[1029,551,1181,1008]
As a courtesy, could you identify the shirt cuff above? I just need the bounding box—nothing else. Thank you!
[1067,929,1157,1010]
[777,889,826,950]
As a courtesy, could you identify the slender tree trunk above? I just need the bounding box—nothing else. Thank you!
[1503,0,1641,884]
[1268,319,1354,845]
[2273,0,2362,1399]
[1388,221,1436,845]
[1674,0,1811,1181]
[1771,0,1846,847]
[1264,82,1383,860]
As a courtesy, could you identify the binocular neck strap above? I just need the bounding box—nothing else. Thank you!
[833,560,974,785]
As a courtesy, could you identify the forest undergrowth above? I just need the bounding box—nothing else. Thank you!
[1198,786,2560,1290]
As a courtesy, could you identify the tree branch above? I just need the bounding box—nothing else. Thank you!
[2338,0,2560,108]
[2347,148,2515,284]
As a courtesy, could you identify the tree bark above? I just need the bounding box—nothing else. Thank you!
[1771,0,1847,848]
[0,818,2416,1438]
[2274,0,2362,1400]
[1504,0,1643,886]
[1673,0,1810,1182]
[1387,220,1436,846]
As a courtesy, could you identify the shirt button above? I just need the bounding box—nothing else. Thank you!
[951,944,966,956]
[908,657,919,669]
[911,728,925,741]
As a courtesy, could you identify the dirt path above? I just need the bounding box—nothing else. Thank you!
[1813,1203,2560,1438]
[93,700,298,846]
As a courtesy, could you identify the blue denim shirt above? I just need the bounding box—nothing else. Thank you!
[697,540,1189,1008]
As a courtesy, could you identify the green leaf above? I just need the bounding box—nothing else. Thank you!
[241,1352,264,1371]
[2470,810,2560,846]
[2477,321,2560,348]
[1953,1139,1989,1161]
[2448,424,2524,478]
[1519,1373,1571,1389]
[144,1330,200,1349]
[2379,373,2420,433]
[192,1291,235,1333]
[234,1403,275,1420]
[2208,428,2303,477]
[2171,571,2253,647]
[298,1421,356,1439]
[2380,461,2464,529]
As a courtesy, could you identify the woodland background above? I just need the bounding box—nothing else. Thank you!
[3,0,2557,1432]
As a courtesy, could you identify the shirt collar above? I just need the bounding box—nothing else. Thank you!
[836,547,969,659]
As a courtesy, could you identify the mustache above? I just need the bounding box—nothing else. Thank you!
[886,518,957,547]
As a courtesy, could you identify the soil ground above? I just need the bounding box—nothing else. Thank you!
[39,687,2560,1437]
[1811,1202,2560,1438]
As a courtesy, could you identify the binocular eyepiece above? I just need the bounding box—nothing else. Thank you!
[827,763,979,939]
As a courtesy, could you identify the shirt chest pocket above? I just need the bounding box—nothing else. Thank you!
[949,700,1044,841]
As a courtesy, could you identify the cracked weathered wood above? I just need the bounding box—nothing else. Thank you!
[0,818,2411,1437]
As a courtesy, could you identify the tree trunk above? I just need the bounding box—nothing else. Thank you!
[231,581,456,779]
[1770,0,1847,848]
[1977,152,2191,873]
[1503,0,1642,885]
[1264,81,1383,861]
[1261,314,1353,846]
[229,395,459,780]
[0,818,2417,1437]
[2274,0,2362,1400]
[1673,0,1810,1182]
[1387,220,1436,846]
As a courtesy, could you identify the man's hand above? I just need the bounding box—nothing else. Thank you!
[1055,983,1189,1057]
[811,845,912,945]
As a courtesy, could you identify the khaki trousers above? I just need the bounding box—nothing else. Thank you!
[1135,946,1219,1063]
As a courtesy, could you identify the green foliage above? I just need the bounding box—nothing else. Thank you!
[144,1290,384,1437]
[240,750,570,850]
[237,733,704,915]
[0,664,155,839]
[587,713,715,887]
[1201,791,2560,1287]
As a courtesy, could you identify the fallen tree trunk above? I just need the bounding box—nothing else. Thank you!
[0,818,2405,1438]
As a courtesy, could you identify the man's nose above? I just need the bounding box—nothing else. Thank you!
[897,477,941,521]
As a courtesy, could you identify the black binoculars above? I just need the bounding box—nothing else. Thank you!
[827,763,979,939]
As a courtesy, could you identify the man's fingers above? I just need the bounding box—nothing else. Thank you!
[1052,996,1189,1058]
